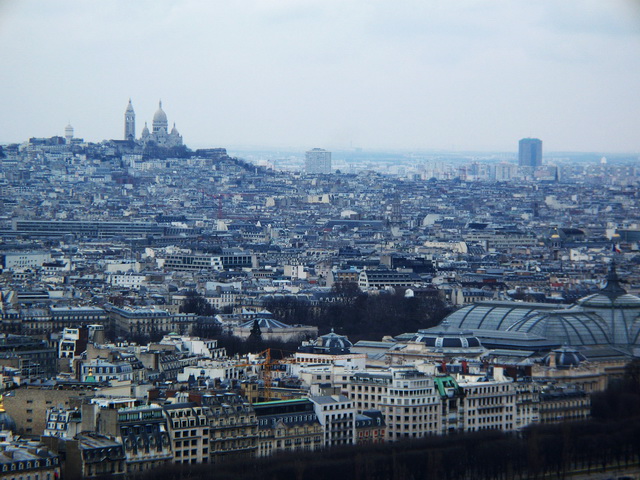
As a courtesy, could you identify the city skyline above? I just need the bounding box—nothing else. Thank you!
[1,1,640,152]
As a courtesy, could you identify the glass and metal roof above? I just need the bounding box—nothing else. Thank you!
[507,311,610,346]
[445,301,563,331]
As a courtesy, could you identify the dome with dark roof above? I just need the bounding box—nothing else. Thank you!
[544,346,587,368]
[317,330,352,354]
[412,324,482,349]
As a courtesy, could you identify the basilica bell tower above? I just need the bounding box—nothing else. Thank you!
[124,99,136,141]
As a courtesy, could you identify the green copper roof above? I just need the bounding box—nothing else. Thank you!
[433,375,462,398]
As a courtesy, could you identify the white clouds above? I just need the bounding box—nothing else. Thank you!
[0,0,639,151]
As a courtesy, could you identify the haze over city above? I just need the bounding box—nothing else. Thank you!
[1,0,640,152]
[3,1,640,479]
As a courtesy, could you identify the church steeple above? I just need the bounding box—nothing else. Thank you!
[124,98,136,141]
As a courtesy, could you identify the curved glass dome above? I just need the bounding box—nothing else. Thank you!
[445,301,560,331]
[579,293,640,309]
[437,264,640,348]
[507,311,610,346]
[573,264,640,345]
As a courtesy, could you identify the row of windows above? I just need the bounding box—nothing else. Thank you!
[172,419,207,428]
[467,415,511,425]
[0,471,54,480]
[175,458,208,464]
[1,459,57,472]
[387,397,438,406]
[467,385,512,395]
[258,414,316,426]
[174,429,207,437]
[169,409,203,418]
[353,383,388,392]
[175,448,206,457]
[321,404,351,411]
[174,439,207,447]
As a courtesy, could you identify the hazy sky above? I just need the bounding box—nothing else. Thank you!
[1,0,640,152]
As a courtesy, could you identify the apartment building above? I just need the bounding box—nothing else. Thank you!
[0,433,61,480]
[96,405,173,475]
[200,392,259,464]
[162,252,256,272]
[254,399,323,457]
[538,386,590,424]
[379,370,441,441]
[3,383,96,436]
[460,376,517,432]
[355,410,385,445]
[61,433,126,480]
[162,402,209,465]
[310,395,356,447]
[358,269,421,290]
[346,371,391,413]
[514,381,541,429]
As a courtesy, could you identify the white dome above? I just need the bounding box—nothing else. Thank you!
[152,101,168,130]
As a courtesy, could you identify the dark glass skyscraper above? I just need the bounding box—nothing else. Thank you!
[518,138,542,168]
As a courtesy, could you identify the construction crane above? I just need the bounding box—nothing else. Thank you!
[236,348,298,401]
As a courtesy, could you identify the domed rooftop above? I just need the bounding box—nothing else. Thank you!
[573,263,640,345]
[579,293,640,308]
[508,311,610,346]
[544,346,587,368]
[437,262,640,349]
[152,100,168,130]
[412,322,482,349]
[318,329,352,354]
[445,301,559,331]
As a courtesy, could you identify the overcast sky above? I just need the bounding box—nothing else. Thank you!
[1,0,639,152]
